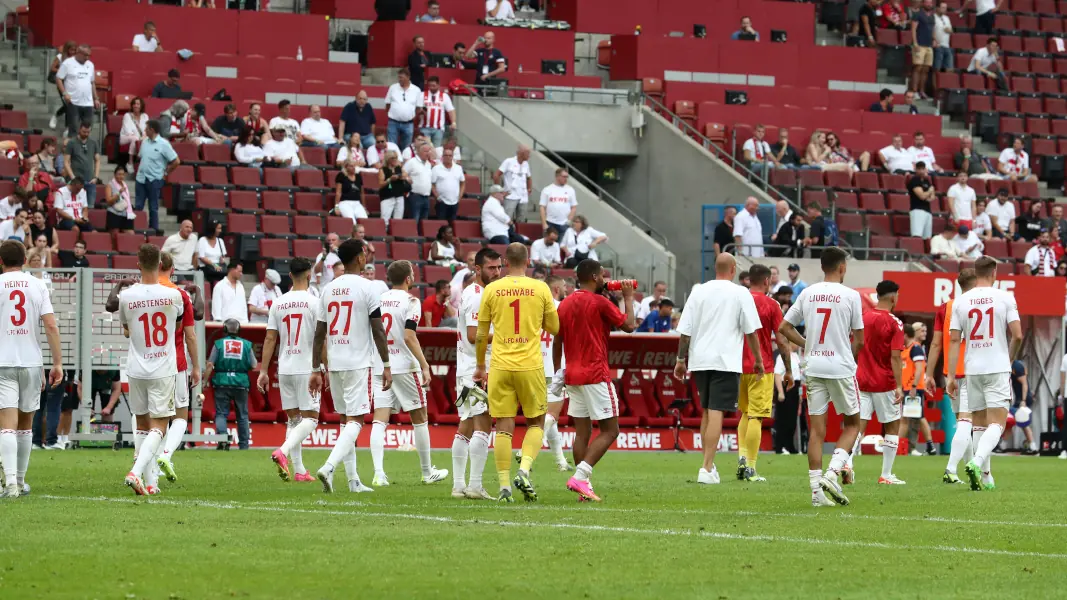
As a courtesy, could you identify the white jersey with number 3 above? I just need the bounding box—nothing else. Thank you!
[267,289,321,375]
[0,271,55,368]
[318,273,381,372]
[784,281,864,379]
[119,283,184,379]
[949,286,1019,375]
[374,288,422,375]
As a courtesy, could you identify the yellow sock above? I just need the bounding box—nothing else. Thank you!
[745,417,763,467]
[494,432,513,489]
[737,414,750,462]
[519,426,543,473]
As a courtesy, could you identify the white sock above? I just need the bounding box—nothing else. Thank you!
[545,414,566,465]
[132,429,163,479]
[282,418,317,474]
[973,423,1003,466]
[946,419,972,474]
[131,429,147,472]
[343,452,358,482]
[370,420,388,475]
[847,433,861,469]
[826,448,849,478]
[451,434,469,490]
[324,421,361,471]
[575,460,592,483]
[880,435,899,478]
[808,469,822,492]
[16,430,31,485]
[0,430,16,486]
[161,418,187,460]
[468,431,490,489]
[59,434,68,446]
[971,426,986,462]
[413,422,432,477]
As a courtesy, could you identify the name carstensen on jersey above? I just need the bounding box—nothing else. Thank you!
[127,298,175,310]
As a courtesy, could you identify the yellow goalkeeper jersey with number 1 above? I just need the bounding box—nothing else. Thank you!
[478,275,559,372]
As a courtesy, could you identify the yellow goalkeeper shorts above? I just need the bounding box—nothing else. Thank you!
[488,369,547,419]
[738,373,774,418]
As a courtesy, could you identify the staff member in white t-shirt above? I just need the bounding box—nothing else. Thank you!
[247,269,282,324]
[675,253,762,485]
[402,142,434,224]
[997,137,1036,182]
[538,167,578,237]
[561,215,607,266]
[960,0,999,36]
[946,171,976,228]
[493,145,532,222]
[733,197,765,258]
[132,21,163,52]
[55,44,98,139]
[385,68,424,151]
[878,135,914,173]
[966,37,1007,91]
[430,147,465,222]
[529,228,563,267]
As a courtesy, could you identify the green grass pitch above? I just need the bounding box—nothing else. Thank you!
[2,449,1065,599]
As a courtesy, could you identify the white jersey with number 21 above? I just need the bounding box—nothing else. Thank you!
[119,283,184,379]
[784,281,864,379]
[949,286,1019,375]
[0,271,55,368]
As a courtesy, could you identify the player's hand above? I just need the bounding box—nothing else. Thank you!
[101,406,112,417]
[421,365,432,388]
[381,367,393,391]
[49,366,63,388]
[189,367,201,387]
[673,360,687,381]
[620,279,634,299]
[784,372,795,390]
[257,371,269,394]
[473,364,487,386]
[753,361,765,381]
[924,377,936,396]
[309,371,323,395]
[894,387,904,405]
[946,378,957,398]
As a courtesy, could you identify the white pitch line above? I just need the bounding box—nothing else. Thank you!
[37,495,1067,560]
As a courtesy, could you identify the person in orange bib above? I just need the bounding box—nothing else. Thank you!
[900,322,936,456]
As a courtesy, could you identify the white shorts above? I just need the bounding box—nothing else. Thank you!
[547,376,564,404]
[950,377,969,414]
[807,375,860,417]
[0,367,43,412]
[279,373,322,412]
[859,390,901,423]
[129,375,177,419]
[175,370,190,409]
[373,371,428,414]
[565,382,619,420]
[456,375,488,420]
[965,372,1011,412]
[329,368,371,417]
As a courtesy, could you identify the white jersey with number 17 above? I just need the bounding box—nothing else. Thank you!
[784,281,864,379]
[266,289,321,375]
[318,273,381,372]
[373,288,422,375]
[0,271,55,368]
[119,283,184,379]
[949,286,1019,375]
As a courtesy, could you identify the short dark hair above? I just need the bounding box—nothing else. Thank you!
[38,139,55,151]
[879,88,892,101]
[145,119,161,135]
[987,36,999,45]
[738,270,750,281]
[903,323,915,337]
[820,247,849,273]
[167,68,180,78]
[226,261,241,272]
[337,238,366,266]
[398,67,411,77]
[475,247,500,266]
[145,20,155,27]
[69,176,84,187]
[0,240,26,267]
[974,256,997,279]
[159,252,174,272]
[576,259,602,283]
[454,42,466,51]
[74,240,86,249]
[427,75,440,85]
[433,278,450,292]
[278,99,291,109]
[875,280,900,298]
[137,244,161,271]
[428,0,439,6]
[224,103,237,114]
[658,298,675,309]
[79,120,92,130]
[387,260,414,286]
[544,227,558,237]
[748,264,771,285]
[914,161,927,170]
[290,257,313,278]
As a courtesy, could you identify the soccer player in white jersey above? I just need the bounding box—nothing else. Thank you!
[0,241,63,498]
[311,239,392,493]
[779,248,865,507]
[946,256,1022,491]
[260,258,322,483]
[368,260,448,486]
[450,247,501,499]
[119,244,186,496]
[538,274,571,471]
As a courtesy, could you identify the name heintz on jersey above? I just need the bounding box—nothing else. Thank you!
[4,280,28,289]
[127,298,175,310]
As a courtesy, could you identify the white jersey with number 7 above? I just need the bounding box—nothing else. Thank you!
[119,283,184,379]
[266,289,321,376]
[949,286,1019,375]
[318,273,381,372]
[784,281,864,379]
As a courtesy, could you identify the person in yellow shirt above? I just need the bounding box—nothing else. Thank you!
[475,243,559,503]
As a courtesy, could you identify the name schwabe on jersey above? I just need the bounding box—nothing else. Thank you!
[950,287,1019,375]
[120,284,184,379]
[784,282,864,379]
[375,289,421,375]
[268,290,320,375]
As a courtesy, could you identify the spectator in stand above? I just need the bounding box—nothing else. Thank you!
[103,165,135,233]
[869,88,894,112]
[132,21,163,52]
[422,280,457,327]
[54,177,92,233]
[530,227,563,268]
[932,2,953,73]
[187,103,223,145]
[234,128,266,168]
[786,263,807,298]
[804,131,848,172]
[482,184,517,244]
[242,103,269,145]
[730,16,760,40]
[247,269,282,324]
[431,147,465,221]
[1024,229,1057,276]
[1051,229,1067,263]
[986,188,1017,239]
[263,125,307,170]
[299,105,341,149]
[136,119,178,234]
[211,263,248,323]
[907,131,942,173]
[804,202,828,257]
[420,76,456,148]
[910,0,935,98]
[770,128,805,169]
[162,219,198,271]
[733,197,764,257]
[334,159,368,222]
[55,44,98,140]
[0,191,23,221]
[773,199,794,227]
[947,171,976,227]
[856,0,880,47]
[908,161,935,239]
[33,139,64,185]
[879,134,915,173]
[63,120,100,207]
[637,281,669,321]
[486,0,515,19]
[62,239,90,268]
[211,104,244,145]
[743,124,775,177]
[408,35,430,90]
[29,235,54,267]
[378,150,411,227]
[449,250,477,308]
[635,299,674,333]
[335,135,366,168]
[967,37,1008,91]
[29,211,58,259]
[738,270,751,288]
[268,100,303,145]
[197,220,229,284]
[901,90,921,115]
[118,96,149,164]
[826,131,871,171]
[385,68,423,149]
[538,167,577,236]
[530,265,549,281]
[0,208,29,243]
[151,69,183,99]
[339,91,377,149]
[998,137,1037,182]
[1045,204,1067,244]
[466,31,507,90]
[157,100,191,142]
[494,145,533,222]
[561,215,607,266]
[713,206,737,254]
[17,156,53,215]
[401,134,434,162]
[314,233,341,290]
[451,42,477,70]
[418,0,449,22]
[880,0,910,29]
[972,198,994,241]
[774,211,807,257]
[930,222,962,259]
[954,133,996,178]
[955,224,984,259]
[47,41,77,131]
[960,0,998,34]
[1015,200,1046,242]
[403,142,434,224]
[429,225,462,267]
[362,263,389,296]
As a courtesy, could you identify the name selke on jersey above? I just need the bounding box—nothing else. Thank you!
[541,299,563,376]
[373,289,422,375]
[0,271,55,368]
[119,283,184,379]
[949,286,1019,375]
[784,281,864,379]
[266,289,321,375]
[319,274,382,372]
[457,283,489,378]
[478,276,559,372]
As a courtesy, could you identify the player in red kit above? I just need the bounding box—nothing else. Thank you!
[552,259,636,501]
[851,280,906,485]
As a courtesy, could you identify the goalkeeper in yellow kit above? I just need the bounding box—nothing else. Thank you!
[474,243,560,503]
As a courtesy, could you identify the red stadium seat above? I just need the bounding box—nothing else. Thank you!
[196,188,227,210]
[294,169,326,190]
[229,190,261,213]
[261,190,293,214]
[326,216,353,235]
[202,143,235,165]
[391,241,422,262]
[258,238,291,259]
[264,168,295,190]
[261,215,294,238]
[292,239,323,261]
[294,215,325,238]
[390,219,420,239]
[232,167,264,189]
[82,231,112,253]
[452,220,482,240]
[114,233,145,254]
[294,192,326,214]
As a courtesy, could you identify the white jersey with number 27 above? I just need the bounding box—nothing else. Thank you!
[266,289,321,375]
[373,288,422,375]
[949,286,1019,375]
[784,281,864,379]
[119,283,184,380]
[318,273,381,372]
[0,271,55,368]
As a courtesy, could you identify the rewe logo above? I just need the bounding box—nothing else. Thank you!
[615,431,661,449]
[541,430,576,450]
[306,426,339,447]
[386,428,416,448]
[692,433,738,451]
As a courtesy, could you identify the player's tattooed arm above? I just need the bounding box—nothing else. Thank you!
[370,316,390,364]
[673,335,690,380]
[105,281,131,313]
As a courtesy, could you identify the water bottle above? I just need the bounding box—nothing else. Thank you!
[297,46,303,61]
[518,64,524,73]
[606,279,638,292]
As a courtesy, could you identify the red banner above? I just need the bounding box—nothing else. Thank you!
[883,271,1066,317]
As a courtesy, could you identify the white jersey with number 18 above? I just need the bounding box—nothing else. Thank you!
[0,271,55,368]
[784,281,864,379]
[949,286,1020,375]
[318,273,381,372]
[373,288,422,375]
[119,283,184,379]
[266,289,321,375]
